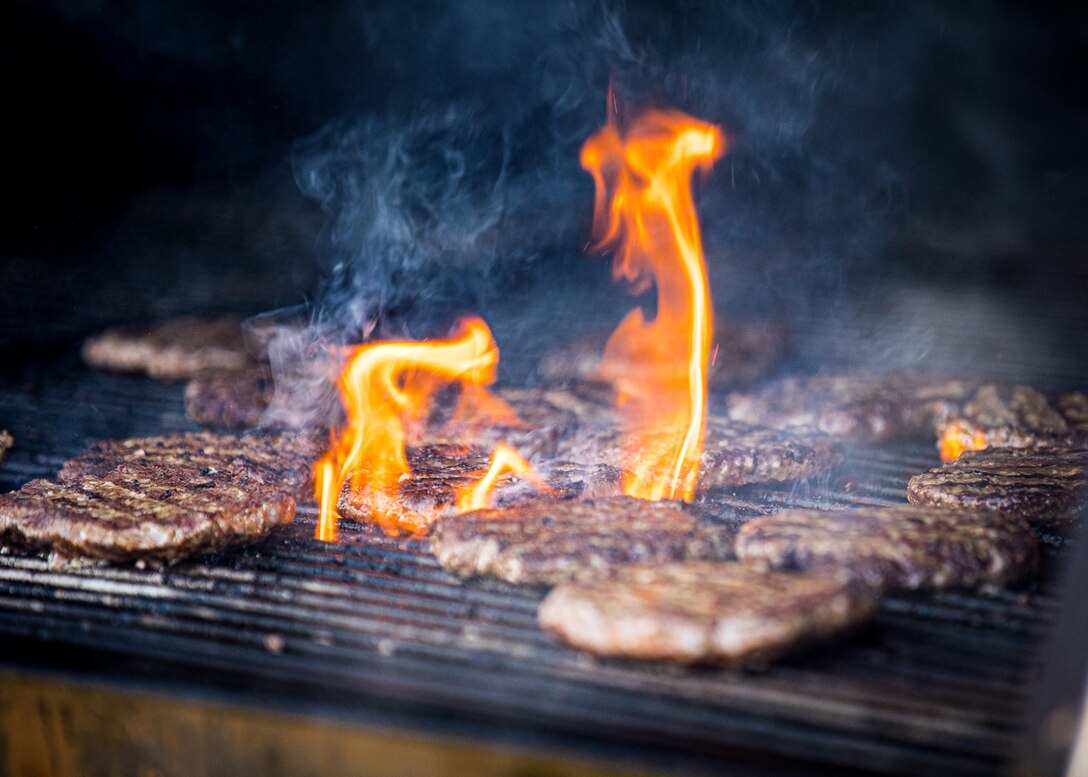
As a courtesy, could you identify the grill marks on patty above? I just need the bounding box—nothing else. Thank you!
[432,496,735,585]
[337,445,625,533]
[0,462,296,563]
[539,562,877,664]
[58,431,325,503]
[736,505,1039,592]
[907,447,1088,529]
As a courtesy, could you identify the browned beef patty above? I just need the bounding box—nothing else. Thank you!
[58,431,324,503]
[337,445,624,533]
[431,496,734,585]
[0,430,11,464]
[82,316,256,379]
[0,462,295,563]
[933,384,1088,454]
[538,562,876,663]
[727,371,983,443]
[538,317,787,390]
[185,370,273,430]
[736,505,1038,591]
[907,447,1088,529]
[559,418,843,490]
[415,383,616,460]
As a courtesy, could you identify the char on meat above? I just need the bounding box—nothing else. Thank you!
[736,505,1039,591]
[0,462,295,563]
[431,495,735,585]
[907,447,1088,530]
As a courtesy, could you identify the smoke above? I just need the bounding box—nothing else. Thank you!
[273,0,1085,395]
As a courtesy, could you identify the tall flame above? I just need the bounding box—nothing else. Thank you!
[314,316,509,540]
[455,441,552,513]
[581,100,725,501]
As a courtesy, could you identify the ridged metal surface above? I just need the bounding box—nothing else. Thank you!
[0,346,1074,776]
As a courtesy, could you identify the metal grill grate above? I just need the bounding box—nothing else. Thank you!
[0,345,1073,776]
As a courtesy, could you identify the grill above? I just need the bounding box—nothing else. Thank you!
[1,260,1084,776]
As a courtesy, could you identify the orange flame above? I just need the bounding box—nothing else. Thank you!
[581,99,725,501]
[455,441,552,512]
[314,316,511,540]
[939,423,988,463]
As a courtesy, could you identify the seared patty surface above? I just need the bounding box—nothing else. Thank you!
[736,505,1038,591]
[185,370,273,431]
[58,431,324,503]
[432,496,734,585]
[559,418,843,490]
[0,462,295,563]
[337,445,624,534]
[907,447,1088,529]
[727,371,983,443]
[933,384,1088,453]
[538,562,876,663]
[82,316,255,379]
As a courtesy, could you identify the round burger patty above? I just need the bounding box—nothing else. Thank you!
[58,431,325,503]
[337,445,625,534]
[933,384,1088,454]
[416,383,616,461]
[537,317,787,390]
[559,419,843,490]
[185,370,274,431]
[0,462,296,563]
[736,505,1038,591]
[727,371,984,443]
[431,495,735,585]
[907,447,1088,529]
[538,562,876,664]
[82,316,256,379]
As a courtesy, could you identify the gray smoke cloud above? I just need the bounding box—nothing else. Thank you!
[274,1,1084,397]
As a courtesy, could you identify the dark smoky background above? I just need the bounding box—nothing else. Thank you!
[2,0,1087,387]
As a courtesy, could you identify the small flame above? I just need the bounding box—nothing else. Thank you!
[455,441,552,512]
[939,423,988,463]
[581,97,725,501]
[314,316,512,540]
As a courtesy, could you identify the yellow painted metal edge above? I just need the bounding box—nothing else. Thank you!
[0,668,682,777]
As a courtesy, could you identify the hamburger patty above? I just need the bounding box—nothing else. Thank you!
[736,505,1038,591]
[337,445,624,534]
[538,562,876,664]
[416,383,616,460]
[933,384,1088,455]
[431,496,735,585]
[907,447,1088,529]
[58,431,324,503]
[0,462,295,563]
[559,418,843,490]
[538,317,787,390]
[185,370,273,431]
[727,371,983,443]
[82,316,256,379]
